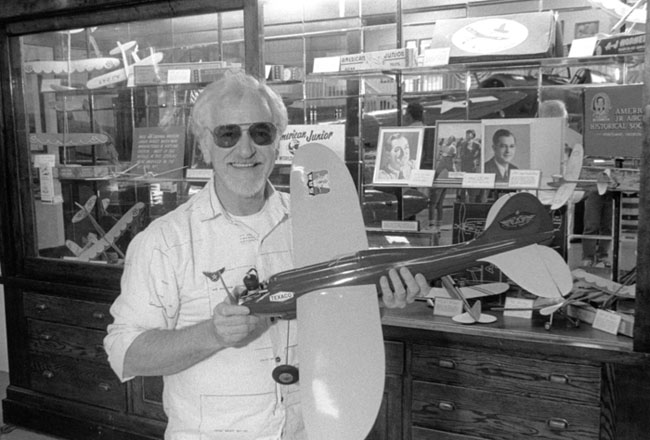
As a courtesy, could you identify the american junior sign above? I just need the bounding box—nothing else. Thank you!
[277,124,345,164]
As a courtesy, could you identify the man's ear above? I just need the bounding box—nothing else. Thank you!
[198,133,212,165]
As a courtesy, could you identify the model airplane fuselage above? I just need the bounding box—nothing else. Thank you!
[239,192,559,317]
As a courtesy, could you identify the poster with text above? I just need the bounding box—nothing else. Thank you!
[277,124,345,164]
[584,84,642,158]
[131,126,186,178]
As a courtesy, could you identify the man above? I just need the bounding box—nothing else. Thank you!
[378,133,414,180]
[484,128,518,183]
[104,72,427,440]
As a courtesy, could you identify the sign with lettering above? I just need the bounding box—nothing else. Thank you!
[131,126,186,178]
[277,124,345,164]
[584,85,642,158]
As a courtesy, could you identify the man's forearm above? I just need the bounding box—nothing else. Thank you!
[123,320,223,377]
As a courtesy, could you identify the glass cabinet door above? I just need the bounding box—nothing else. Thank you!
[17,10,245,265]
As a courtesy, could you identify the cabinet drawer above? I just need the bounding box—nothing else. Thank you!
[23,292,112,330]
[411,345,601,405]
[27,319,107,362]
[30,353,125,411]
[412,381,600,440]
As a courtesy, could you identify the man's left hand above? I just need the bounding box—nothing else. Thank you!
[380,267,429,308]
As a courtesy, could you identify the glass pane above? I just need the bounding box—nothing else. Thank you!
[20,10,244,263]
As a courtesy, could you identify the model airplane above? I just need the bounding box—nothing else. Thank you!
[239,190,572,318]
[250,143,574,440]
[86,41,163,89]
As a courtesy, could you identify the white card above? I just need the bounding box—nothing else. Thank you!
[592,309,621,335]
[422,47,450,67]
[509,169,541,188]
[503,297,535,319]
[568,37,598,57]
[408,169,435,187]
[433,297,464,317]
[463,173,495,188]
[313,56,341,73]
[167,69,191,84]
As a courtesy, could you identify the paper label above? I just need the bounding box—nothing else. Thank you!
[463,173,495,188]
[509,169,541,188]
[434,298,464,317]
[592,309,622,335]
[503,297,535,319]
[408,169,435,187]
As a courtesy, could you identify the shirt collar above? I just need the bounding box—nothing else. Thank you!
[198,177,289,222]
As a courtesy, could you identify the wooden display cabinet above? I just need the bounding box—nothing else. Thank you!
[1,1,650,440]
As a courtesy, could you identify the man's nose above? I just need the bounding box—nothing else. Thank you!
[235,131,256,156]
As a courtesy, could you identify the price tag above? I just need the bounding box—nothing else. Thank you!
[167,69,191,84]
[503,297,535,319]
[592,309,621,335]
[433,297,464,317]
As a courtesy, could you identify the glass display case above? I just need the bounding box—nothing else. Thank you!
[18,9,247,266]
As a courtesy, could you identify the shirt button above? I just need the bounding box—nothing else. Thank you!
[275,357,282,363]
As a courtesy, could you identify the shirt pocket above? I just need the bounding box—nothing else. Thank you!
[198,392,281,440]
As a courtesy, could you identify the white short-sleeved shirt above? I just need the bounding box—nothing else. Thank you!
[104,181,304,440]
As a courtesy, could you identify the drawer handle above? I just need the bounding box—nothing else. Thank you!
[92,311,106,320]
[438,359,456,369]
[549,374,569,384]
[40,333,53,341]
[547,418,569,430]
[98,382,112,392]
[42,370,54,379]
[35,303,47,311]
[438,401,456,411]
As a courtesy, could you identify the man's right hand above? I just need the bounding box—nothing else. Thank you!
[211,301,262,347]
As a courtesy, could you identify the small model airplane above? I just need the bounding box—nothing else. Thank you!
[66,196,145,261]
[86,41,164,89]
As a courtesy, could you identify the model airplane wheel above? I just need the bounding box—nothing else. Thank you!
[272,365,299,385]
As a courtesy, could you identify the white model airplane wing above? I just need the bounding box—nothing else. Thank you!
[479,244,573,299]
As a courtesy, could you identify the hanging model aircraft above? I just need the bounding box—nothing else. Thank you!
[86,41,164,89]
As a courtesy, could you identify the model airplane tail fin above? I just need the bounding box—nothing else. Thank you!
[472,192,555,247]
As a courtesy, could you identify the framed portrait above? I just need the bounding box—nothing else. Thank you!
[482,118,564,186]
[575,20,599,39]
[434,120,482,178]
[373,127,424,185]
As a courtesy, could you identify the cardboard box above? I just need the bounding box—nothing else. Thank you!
[429,11,562,63]
[54,165,120,180]
[594,33,645,56]
[339,48,416,71]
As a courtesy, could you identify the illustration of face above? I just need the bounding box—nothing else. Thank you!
[594,96,606,113]
[386,136,409,169]
[492,133,516,166]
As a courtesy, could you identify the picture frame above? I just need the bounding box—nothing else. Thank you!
[418,38,432,55]
[575,20,599,39]
[481,118,564,186]
[434,120,482,178]
[373,127,424,185]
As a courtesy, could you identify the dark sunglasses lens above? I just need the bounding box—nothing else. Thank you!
[214,125,242,148]
[249,123,277,145]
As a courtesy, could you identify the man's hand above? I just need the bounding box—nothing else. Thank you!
[211,301,262,347]
[380,267,429,308]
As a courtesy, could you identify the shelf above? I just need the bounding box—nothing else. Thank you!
[308,53,645,80]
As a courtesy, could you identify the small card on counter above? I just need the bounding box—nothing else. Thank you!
[509,169,540,188]
[433,297,464,317]
[592,309,622,335]
[503,297,535,319]
[422,47,450,66]
[463,173,495,188]
[408,169,435,187]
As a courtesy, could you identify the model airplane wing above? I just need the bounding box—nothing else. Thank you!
[290,143,383,440]
[551,143,584,210]
[24,58,121,74]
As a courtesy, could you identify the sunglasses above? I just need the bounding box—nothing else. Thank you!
[211,122,278,148]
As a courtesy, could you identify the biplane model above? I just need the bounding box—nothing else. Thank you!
[86,40,164,89]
